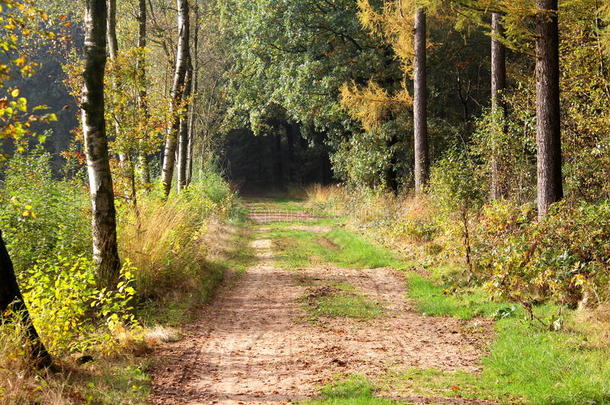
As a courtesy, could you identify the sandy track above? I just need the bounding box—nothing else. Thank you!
[151,220,494,405]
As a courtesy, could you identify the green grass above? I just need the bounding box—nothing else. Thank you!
[481,318,610,404]
[66,359,151,404]
[301,285,385,321]
[406,271,516,320]
[260,197,610,404]
[265,227,404,270]
[403,267,610,404]
[304,375,399,404]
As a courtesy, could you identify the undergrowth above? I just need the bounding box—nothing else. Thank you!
[300,188,610,404]
[0,153,243,404]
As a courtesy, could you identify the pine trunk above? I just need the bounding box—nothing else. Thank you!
[491,12,507,200]
[82,0,122,288]
[273,131,284,189]
[161,0,190,197]
[0,231,52,367]
[535,0,563,217]
[413,9,429,193]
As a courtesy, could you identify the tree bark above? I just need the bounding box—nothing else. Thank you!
[491,12,507,200]
[535,0,563,217]
[161,0,190,197]
[413,9,429,193]
[178,59,193,191]
[0,231,52,368]
[82,0,122,288]
[106,0,118,59]
[186,4,200,186]
[136,0,152,187]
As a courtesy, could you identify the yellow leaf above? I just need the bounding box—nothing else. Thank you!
[11,88,19,97]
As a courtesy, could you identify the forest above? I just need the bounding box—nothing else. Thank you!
[0,0,609,403]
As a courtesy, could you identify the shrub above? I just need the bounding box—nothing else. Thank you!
[21,255,138,355]
[429,151,485,279]
[0,152,90,271]
[476,200,610,308]
[119,172,238,303]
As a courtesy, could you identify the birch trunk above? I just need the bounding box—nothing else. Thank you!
[82,0,122,288]
[178,60,193,191]
[535,0,563,217]
[161,0,190,197]
[106,0,118,59]
[0,231,52,368]
[137,0,151,186]
[413,9,429,193]
[186,4,200,186]
[491,12,507,200]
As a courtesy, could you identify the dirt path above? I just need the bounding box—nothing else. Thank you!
[151,208,494,404]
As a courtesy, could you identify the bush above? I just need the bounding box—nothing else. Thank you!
[21,255,138,355]
[476,200,610,307]
[429,151,485,279]
[0,152,90,271]
[119,171,238,303]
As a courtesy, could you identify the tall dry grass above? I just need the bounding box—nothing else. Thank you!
[119,182,236,302]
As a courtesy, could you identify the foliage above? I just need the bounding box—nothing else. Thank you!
[477,200,610,308]
[22,256,139,355]
[0,152,90,271]
[119,169,237,304]
[429,150,484,277]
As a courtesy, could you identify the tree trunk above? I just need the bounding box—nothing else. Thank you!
[413,9,429,193]
[106,0,118,59]
[161,0,190,197]
[491,12,507,200]
[137,0,152,186]
[186,4,200,186]
[178,60,193,191]
[82,0,122,288]
[535,0,563,217]
[0,231,52,368]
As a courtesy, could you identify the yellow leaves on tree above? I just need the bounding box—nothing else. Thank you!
[340,81,411,131]
[341,0,434,130]
[357,0,416,65]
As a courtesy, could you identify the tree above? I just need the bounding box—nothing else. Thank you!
[162,0,190,197]
[137,0,151,185]
[535,0,563,217]
[490,11,507,199]
[177,58,193,191]
[107,0,118,59]
[0,233,52,367]
[82,0,122,287]
[413,8,429,192]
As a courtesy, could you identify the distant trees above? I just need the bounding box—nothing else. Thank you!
[81,0,122,287]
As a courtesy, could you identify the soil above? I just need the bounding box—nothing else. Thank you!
[150,209,495,405]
